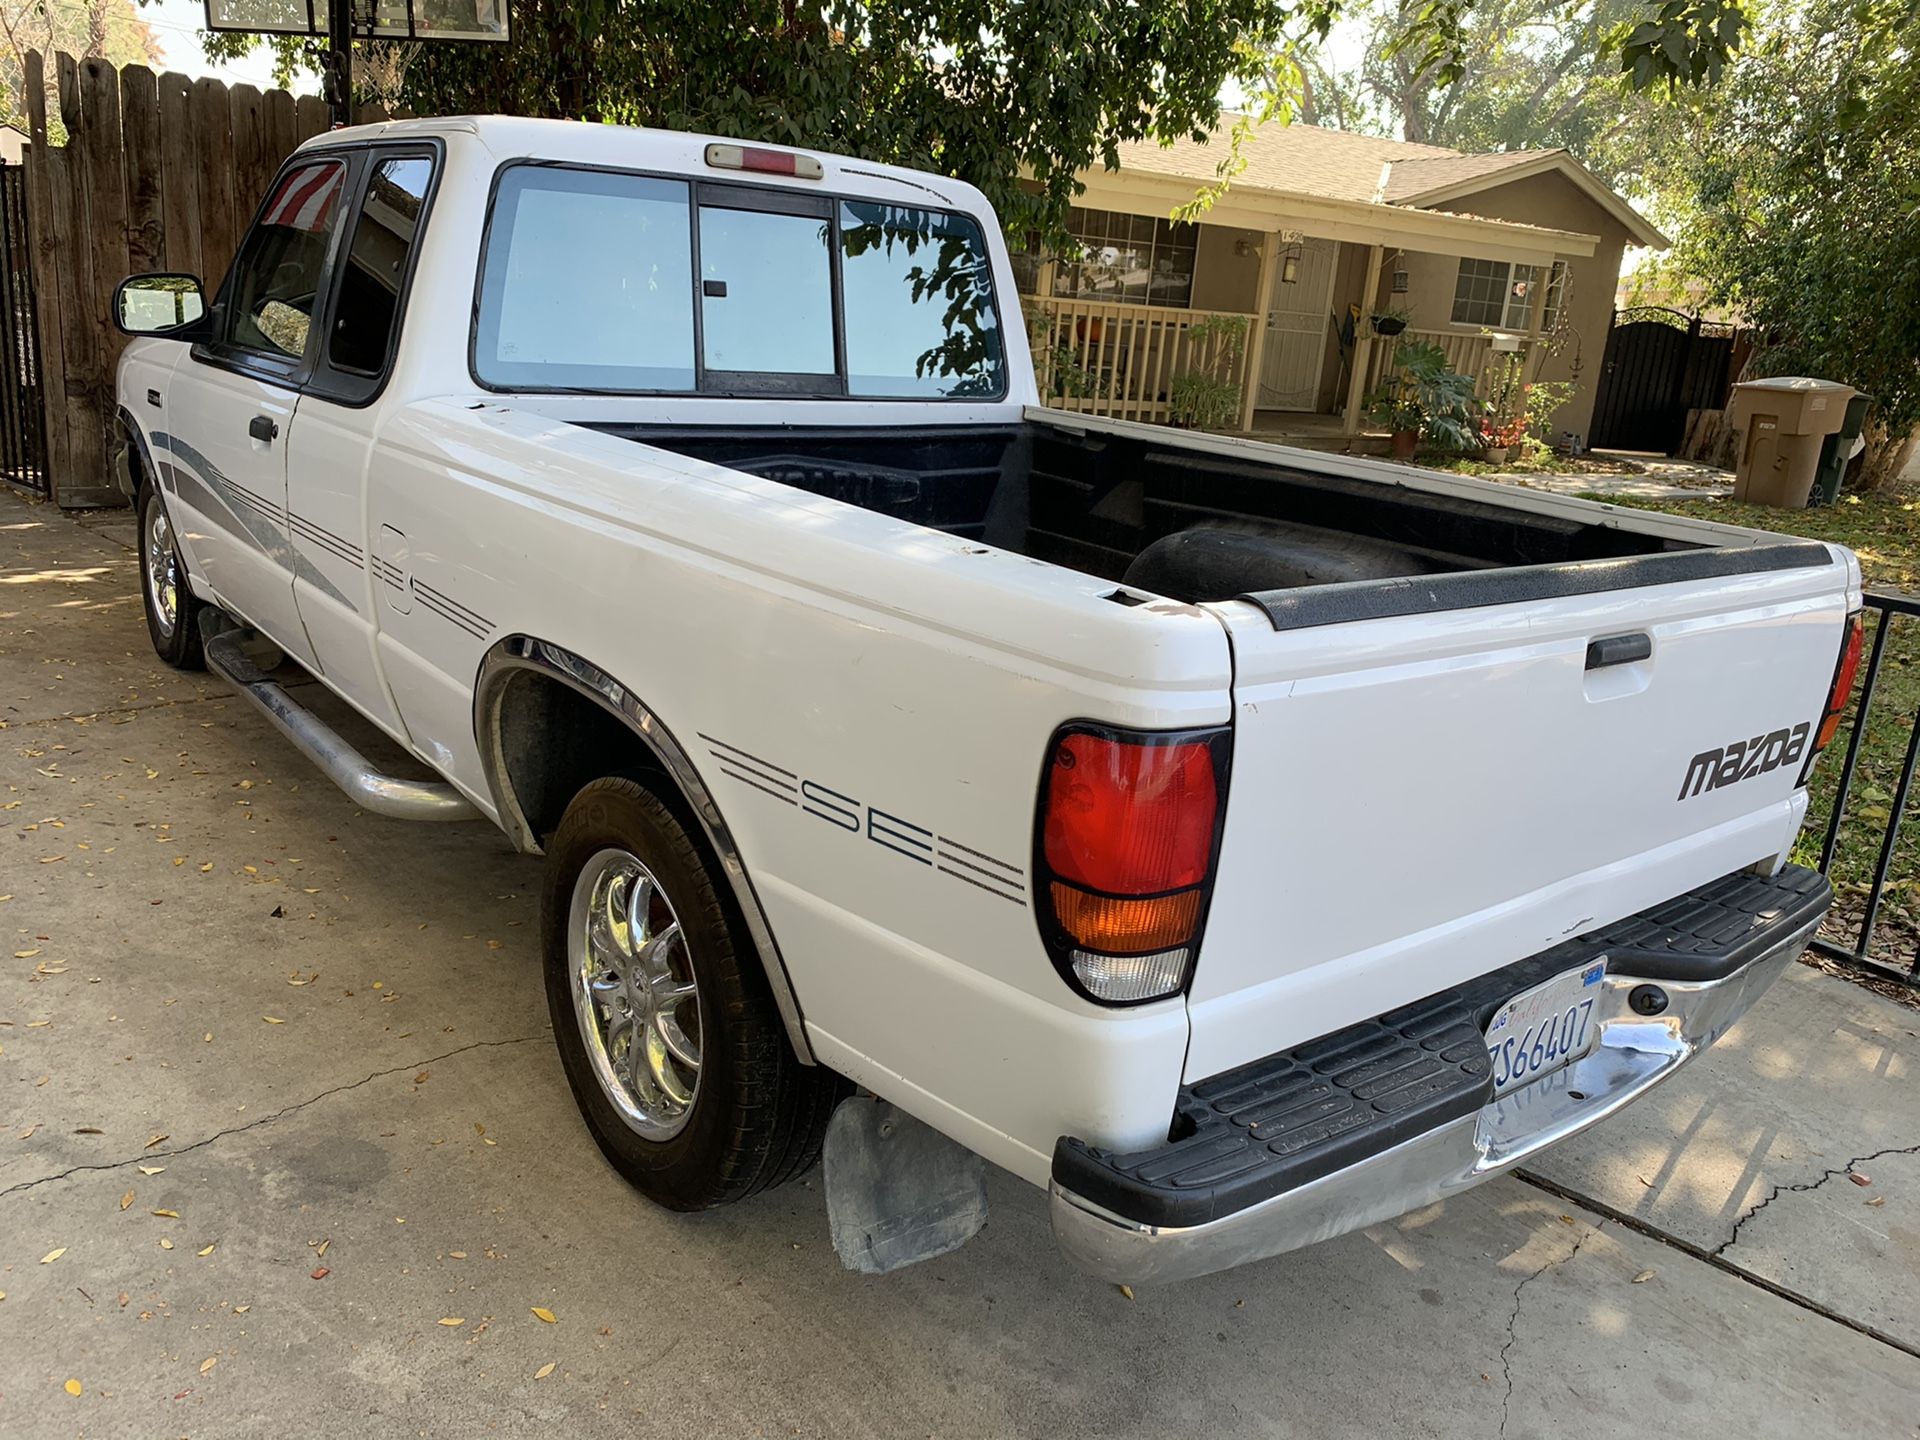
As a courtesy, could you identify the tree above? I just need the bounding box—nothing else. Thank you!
[0,0,160,132]
[1294,0,1677,189]
[205,0,1750,244]
[1658,0,1920,488]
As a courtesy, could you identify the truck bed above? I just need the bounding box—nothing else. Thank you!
[598,411,1718,604]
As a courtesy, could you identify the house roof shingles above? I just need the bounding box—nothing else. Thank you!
[1106,122,1667,248]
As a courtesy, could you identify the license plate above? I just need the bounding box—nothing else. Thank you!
[1484,962,1606,1098]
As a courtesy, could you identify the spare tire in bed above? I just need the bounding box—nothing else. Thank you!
[1122,522,1439,601]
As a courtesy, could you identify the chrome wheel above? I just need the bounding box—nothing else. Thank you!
[144,500,180,638]
[567,847,702,1141]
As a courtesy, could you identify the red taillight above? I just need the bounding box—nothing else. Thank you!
[1043,732,1218,893]
[1815,611,1865,752]
[703,143,824,180]
[1035,725,1228,1005]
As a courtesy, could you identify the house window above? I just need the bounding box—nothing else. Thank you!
[1451,258,1566,331]
[1045,207,1197,308]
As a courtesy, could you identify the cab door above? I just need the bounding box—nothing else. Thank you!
[283,147,439,741]
[162,155,354,669]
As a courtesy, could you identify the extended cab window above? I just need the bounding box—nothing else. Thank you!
[329,156,433,376]
[225,158,347,361]
[473,164,1006,400]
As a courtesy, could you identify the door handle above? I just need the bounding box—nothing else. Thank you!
[1586,632,1652,669]
[248,414,278,444]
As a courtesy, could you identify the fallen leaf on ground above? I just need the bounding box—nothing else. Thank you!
[64,1379,81,1396]
[199,863,213,872]
[438,1317,464,1327]
[1849,1172,1873,1187]
[1117,1284,1135,1301]
[137,1164,164,1175]
[17,1126,34,1140]
[14,948,39,958]
[233,1305,249,1314]
[262,1016,285,1025]
[1866,1195,1886,1208]
[40,1247,65,1264]
[414,1070,429,1085]
[151,1209,179,1219]
[199,1356,217,1375]
[198,1244,215,1256]
[73,1125,101,1133]
[119,1191,133,1211]
[145,1133,168,1148]
[447,1251,467,1260]
[315,1239,330,1258]
[531,1307,556,1324]
[310,1267,329,1280]
[534,1362,555,1380]
[1632,1269,1657,1284]
[159,1238,174,1250]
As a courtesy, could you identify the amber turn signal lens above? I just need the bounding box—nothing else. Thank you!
[1049,883,1202,955]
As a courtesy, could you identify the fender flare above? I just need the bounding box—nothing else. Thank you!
[114,404,158,502]
[472,635,815,1064]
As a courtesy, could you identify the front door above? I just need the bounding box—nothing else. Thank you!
[1256,236,1338,412]
[161,154,352,671]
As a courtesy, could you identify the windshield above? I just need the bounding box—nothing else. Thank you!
[473,165,1007,400]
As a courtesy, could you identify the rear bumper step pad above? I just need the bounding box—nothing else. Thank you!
[1052,864,1830,1243]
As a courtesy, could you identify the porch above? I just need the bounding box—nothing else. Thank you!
[1014,180,1596,440]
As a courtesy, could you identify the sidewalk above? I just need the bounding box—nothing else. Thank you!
[2,489,1916,1438]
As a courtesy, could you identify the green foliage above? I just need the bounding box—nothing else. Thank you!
[1168,313,1249,429]
[1295,0,1721,182]
[1167,372,1243,429]
[1365,339,1483,449]
[212,0,1746,246]
[1655,0,1920,488]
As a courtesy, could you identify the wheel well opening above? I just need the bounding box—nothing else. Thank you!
[491,670,671,846]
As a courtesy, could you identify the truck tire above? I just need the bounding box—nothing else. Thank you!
[541,776,842,1210]
[138,484,205,670]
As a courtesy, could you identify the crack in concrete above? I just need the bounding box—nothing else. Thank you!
[1497,1221,1598,1440]
[5,690,234,731]
[1714,1140,1920,1257]
[0,1033,550,1202]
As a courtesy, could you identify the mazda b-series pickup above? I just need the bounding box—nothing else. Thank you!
[110,116,1858,1283]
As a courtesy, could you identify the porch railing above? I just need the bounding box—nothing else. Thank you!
[1025,296,1253,425]
[1362,326,1522,399]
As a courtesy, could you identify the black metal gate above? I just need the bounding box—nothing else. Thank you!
[0,164,47,496]
[1812,591,1920,988]
[1587,307,1736,455]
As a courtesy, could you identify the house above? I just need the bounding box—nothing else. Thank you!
[1013,121,1668,446]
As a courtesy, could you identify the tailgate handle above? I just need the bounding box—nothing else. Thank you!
[1586,633,1652,670]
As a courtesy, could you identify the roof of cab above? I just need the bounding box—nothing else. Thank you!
[295,114,977,210]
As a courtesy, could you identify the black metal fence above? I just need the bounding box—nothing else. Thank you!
[1811,589,1920,985]
[0,164,48,496]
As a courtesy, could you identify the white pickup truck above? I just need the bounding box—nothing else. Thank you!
[111,116,1858,1284]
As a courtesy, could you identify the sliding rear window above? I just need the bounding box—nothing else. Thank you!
[472,163,1007,400]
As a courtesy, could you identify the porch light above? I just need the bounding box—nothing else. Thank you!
[1281,254,1300,284]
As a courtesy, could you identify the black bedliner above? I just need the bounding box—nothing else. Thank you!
[1050,864,1830,1230]
[589,416,1834,630]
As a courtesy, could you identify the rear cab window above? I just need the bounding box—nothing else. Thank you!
[472,163,1007,400]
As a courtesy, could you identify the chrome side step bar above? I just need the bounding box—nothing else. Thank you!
[201,618,480,823]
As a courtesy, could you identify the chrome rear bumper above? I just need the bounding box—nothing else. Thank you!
[1050,913,1818,1286]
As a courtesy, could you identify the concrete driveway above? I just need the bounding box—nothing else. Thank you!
[3,488,1917,1438]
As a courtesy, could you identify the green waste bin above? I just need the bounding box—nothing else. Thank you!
[1810,393,1873,507]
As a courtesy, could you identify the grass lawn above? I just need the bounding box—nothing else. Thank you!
[1590,490,1920,969]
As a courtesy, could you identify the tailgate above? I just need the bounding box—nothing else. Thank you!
[1184,543,1855,1083]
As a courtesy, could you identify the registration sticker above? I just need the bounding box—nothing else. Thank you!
[1485,962,1606,1098]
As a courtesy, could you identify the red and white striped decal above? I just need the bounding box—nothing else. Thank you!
[262,161,343,234]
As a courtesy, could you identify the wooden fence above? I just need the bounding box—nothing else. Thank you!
[23,53,337,506]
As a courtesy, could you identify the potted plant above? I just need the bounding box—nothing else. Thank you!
[1365,341,1483,460]
[1480,414,1528,465]
[1369,305,1411,337]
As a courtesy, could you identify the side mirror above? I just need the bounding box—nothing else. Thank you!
[113,274,208,338]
